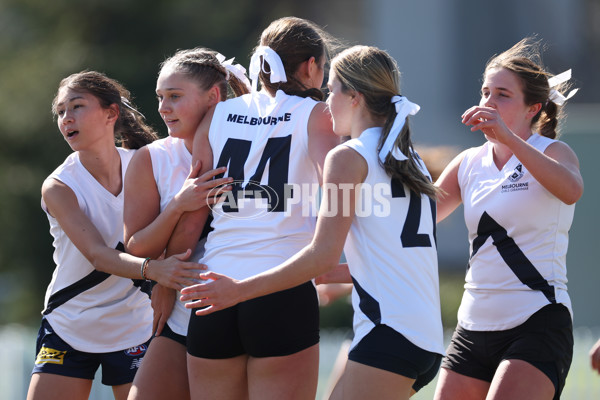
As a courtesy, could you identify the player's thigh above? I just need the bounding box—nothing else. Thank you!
[112,382,132,400]
[128,335,189,400]
[330,360,414,400]
[27,373,92,400]
[433,367,490,400]
[247,343,319,400]
[487,359,554,400]
[187,353,249,400]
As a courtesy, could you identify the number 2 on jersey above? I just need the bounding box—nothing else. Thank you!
[391,178,436,248]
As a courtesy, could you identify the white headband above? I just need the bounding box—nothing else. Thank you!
[378,96,420,163]
[249,46,287,93]
[216,53,252,92]
[547,69,578,106]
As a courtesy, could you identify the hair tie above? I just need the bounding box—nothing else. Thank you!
[216,53,252,92]
[249,46,287,93]
[379,96,420,163]
[121,96,145,119]
[547,69,579,106]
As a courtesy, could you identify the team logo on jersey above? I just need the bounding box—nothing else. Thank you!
[124,344,147,356]
[35,346,66,365]
[508,163,525,182]
[501,164,529,193]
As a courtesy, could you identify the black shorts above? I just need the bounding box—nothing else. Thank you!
[348,324,442,392]
[187,281,319,358]
[158,322,187,347]
[31,318,150,386]
[442,303,573,400]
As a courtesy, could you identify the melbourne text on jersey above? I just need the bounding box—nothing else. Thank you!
[227,113,292,126]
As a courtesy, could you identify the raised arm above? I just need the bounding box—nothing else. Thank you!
[509,138,583,204]
[124,145,230,258]
[180,145,367,314]
[463,105,583,204]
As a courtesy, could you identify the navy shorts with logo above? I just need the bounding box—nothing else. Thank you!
[187,281,319,359]
[348,324,442,392]
[31,318,150,386]
[442,303,573,400]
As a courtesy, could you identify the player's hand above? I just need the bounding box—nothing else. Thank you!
[180,271,243,315]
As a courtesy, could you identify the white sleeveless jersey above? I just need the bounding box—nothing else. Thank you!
[41,148,152,352]
[201,90,319,280]
[147,136,205,336]
[457,133,574,331]
[342,128,445,355]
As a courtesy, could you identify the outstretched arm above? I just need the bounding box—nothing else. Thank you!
[42,178,202,290]
[315,263,352,285]
[180,145,367,314]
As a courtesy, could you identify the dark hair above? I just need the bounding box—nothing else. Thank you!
[159,47,250,100]
[256,16,339,101]
[331,45,438,199]
[52,71,158,149]
[485,37,572,139]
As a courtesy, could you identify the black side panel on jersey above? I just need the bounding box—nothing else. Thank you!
[43,269,111,315]
[469,211,556,303]
[352,276,382,325]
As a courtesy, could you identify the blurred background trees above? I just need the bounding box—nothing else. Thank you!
[0,0,302,325]
[1,0,598,330]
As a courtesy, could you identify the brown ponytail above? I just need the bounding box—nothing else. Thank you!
[256,17,341,101]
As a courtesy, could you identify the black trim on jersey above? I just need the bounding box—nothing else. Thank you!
[430,197,437,246]
[470,212,556,303]
[43,242,154,314]
[351,276,381,325]
[200,214,214,240]
[43,269,111,315]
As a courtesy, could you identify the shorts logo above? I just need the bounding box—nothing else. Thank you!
[35,346,66,365]
[508,163,525,182]
[125,344,147,356]
[130,358,143,370]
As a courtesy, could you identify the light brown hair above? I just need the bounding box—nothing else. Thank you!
[485,37,572,139]
[257,16,340,101]
[331,45,438,199]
